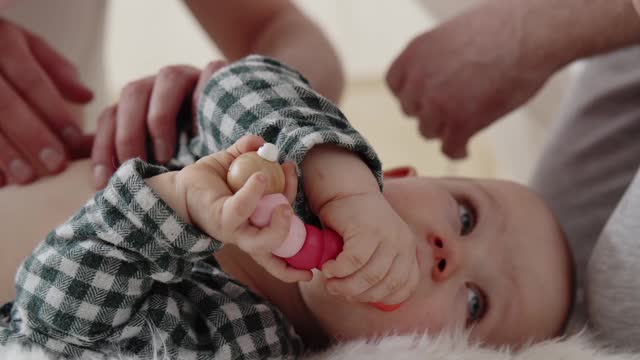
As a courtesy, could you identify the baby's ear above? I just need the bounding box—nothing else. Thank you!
[383,166,417,180]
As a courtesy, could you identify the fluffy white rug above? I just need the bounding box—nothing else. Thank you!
[1,332,639,360]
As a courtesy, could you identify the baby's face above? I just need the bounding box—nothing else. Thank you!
[299,174,573,346]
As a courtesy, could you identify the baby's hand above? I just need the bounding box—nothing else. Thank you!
[175,135,312,283]
[319,192,419,306]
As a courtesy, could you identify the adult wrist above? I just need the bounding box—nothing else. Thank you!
[516,0,640,70]
[508,0,579,73]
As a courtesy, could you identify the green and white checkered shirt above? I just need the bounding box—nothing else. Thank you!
[0,56,382,359]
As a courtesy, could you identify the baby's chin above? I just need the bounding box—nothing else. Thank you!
[297,272,381,338]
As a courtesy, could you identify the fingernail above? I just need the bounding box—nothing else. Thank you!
[62,126,82,144]
[9,159,34,182]
[39,148,65,172]
[154,139,171,163]
[93,165,110,188]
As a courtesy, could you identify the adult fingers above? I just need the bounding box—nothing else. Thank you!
[417,102,445,140]
[115,77,154,163]
[24,30,93,103]
[192,60,227,116]
[0,76,67,177]
[147,65,199,164]
[386,40,413,96]
[0,21,84,147]
[441,124,470,159]
[91,106,117,189]
[397,67,425,117]
[68,134,95,160]
[0,130,34,184]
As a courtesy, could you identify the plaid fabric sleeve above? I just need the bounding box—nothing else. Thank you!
[189,55,383,224]
[9,159,223,357]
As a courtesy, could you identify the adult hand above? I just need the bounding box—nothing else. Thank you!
[386,1,559,159]
[92,61,226,189]
[0,18,93,186]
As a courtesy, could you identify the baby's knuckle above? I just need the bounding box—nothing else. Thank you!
[343,252,366,269]
[230,203,248,220]
[362,270,384,287]
[385,277,405,294]
[239,241,259,255]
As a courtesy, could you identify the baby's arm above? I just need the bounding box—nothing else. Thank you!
[7,159,218,356]
[148,135,310,282]
[189,55,383,225]
[6,136,302,357]
[191,56,418,306]
[301,145,419,307]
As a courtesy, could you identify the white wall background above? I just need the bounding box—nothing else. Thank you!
[106,0,432,87]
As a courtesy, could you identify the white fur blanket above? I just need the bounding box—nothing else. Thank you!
[1,333,638,360]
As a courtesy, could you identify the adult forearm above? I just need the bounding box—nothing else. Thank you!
[185,0,344,103]
[250,6,344,103]
[512,0,640,71]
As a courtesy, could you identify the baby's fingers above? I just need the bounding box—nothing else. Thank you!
[235,205,312,283]
[324,243,393,298]
[236,204,290,254]
[321,235,378,279]
[255,255,312,283]
[357,254,419,305]
[196,135,265,178]
[222,172,267,229]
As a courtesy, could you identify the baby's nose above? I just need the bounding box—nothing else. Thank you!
[429,235,462,282]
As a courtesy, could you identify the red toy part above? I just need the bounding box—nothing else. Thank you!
[371,302,403,312]
[285,225,343,270]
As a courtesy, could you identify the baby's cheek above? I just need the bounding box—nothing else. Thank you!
[391,301,449,335]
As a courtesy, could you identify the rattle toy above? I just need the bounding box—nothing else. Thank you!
[227,142,401,312]
[227,143,343,271]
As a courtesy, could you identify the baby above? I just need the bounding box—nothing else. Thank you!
[0,56,573,359]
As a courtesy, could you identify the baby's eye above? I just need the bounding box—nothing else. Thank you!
[466,283,487,326]
[458,201,476,236]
